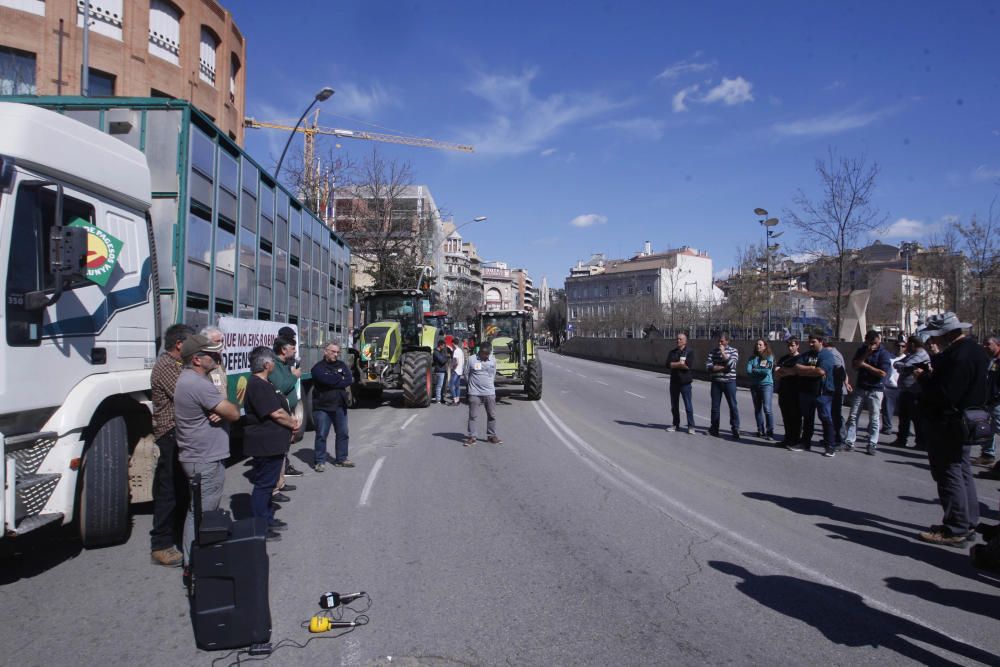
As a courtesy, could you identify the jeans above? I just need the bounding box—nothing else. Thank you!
[150,429,189,551]
[846,388,883,447]
[251,454,284,524]
[985,404,1000,457]
[450,372,462,402]
[670,382,695,428]
[927,420,980,535]
[314,406,350,464]
[881,386,898,433]
[710,381,740,432]
[433,372,446,402]
[180,460,226,566]
[778,390,801,446]
[831,386,845,445]
[468,394,498,438]
[750,384,774,434]
[800,392,835,450]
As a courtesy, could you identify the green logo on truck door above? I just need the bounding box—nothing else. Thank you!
[69,218,123,287]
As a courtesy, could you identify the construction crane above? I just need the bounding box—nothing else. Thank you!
[244,111,473,227]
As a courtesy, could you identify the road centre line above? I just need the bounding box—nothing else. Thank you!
[401,414,417,430]
[530,399,984,659]
[625,391,646,399]
[359,456,386,507]
[594,380,609,386]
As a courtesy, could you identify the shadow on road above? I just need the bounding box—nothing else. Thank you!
[884,576,1000,620]
[432,432,469,445]
[614,419,670,430]
[898,495,939,506]
[711,560,999,666]
[886,459,932,472]
[0,523,82,585]
[744,492,925,533]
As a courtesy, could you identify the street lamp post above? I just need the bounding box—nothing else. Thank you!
[899,241,918,335]
[275,87,335,180]
[684,280,698,336]
[755,208,780,338]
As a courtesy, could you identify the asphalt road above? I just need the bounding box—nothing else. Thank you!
[3,349,1000,666]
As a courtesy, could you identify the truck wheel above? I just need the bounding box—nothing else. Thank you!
[78,415,131,548]
[401,351,432,408]
[525,358,543,400]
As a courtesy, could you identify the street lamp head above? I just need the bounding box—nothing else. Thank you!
[763,217,780,227]
[768,230,784,239]
[473,216,487,222]
[754,207,768,217]
[315,87,335,102]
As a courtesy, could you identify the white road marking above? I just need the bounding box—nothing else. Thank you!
[595,380,609,386]
[530,399,985,660]
[359,456,386,507]
[625,391,646,399]
[400,414,417,430]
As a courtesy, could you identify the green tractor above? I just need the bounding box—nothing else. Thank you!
[476,309,542,400]
[353,289,439,407]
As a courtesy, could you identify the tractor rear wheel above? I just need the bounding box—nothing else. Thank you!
[402,351,432,408]
[525,358,543,400]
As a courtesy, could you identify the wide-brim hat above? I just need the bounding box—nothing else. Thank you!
[180,334,224,360]
[917,311,972,338]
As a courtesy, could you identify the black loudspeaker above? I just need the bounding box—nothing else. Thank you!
[189,474,272,651]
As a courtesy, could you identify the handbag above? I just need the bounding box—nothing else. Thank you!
[961,407,992,444]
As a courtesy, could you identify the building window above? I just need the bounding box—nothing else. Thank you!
[0,0,45,16]
[149,0,181,65]
[645,284,652,294]
[88,68,115,96]
[0,46,36,95]
[199,26,219,86]
[628,285,634,295]
[617,286,623,296]
[78,0,124,41]
[229,53,240,103]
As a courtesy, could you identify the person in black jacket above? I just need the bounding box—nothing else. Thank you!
[774,337,801,449]
[311,341,355,470]
[243,346,299,541]
[666,333,696,432]
[432,339,450,404]
[915,313,990,546]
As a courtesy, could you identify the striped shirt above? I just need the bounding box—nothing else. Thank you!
[151,352,184,439]
[706,345,739,382]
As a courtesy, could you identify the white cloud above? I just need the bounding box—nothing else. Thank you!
[714,267,734,280]
[329,82,394,117]
[656,56,714,81]
[462,68,625,156]
[883,217,931,239]
[672,84,700,113]
[972,165,1000,183]
[540,148,558,157]
[570,213,608,228]
[701,77,754,106]
[940,213,959,225]
[601,117,665,140]
[772,106,896,137]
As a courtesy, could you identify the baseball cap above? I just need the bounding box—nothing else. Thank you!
[181,334,224,360]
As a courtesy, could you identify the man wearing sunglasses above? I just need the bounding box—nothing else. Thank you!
[174,334,241,569]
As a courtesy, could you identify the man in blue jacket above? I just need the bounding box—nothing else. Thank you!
[311,342,355,470]
[845,330,893,455]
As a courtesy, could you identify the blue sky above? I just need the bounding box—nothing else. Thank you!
[235,1,1000,288]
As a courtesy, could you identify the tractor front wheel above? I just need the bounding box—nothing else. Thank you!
[402,351,432,408]
[525,358,543,400]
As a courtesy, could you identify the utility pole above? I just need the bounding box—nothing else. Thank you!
[80,0,91,96]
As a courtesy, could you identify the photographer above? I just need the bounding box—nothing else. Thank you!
[915,313,990,546]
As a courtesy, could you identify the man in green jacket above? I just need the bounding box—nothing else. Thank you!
[270,336,304,485]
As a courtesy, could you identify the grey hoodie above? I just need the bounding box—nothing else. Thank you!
[895,348,931,393]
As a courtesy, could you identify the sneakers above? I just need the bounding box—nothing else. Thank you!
[314,463,325,473]
[269,518,288,531]
[843,442,855,452]
[265,530,282,542]
[708,429,720,437]
[284,463,304,477]
[785,443,804,452]
[487,435,503,445]
[665,425,677,432]
[151,546,183,568]
[918,528,975,546]
[866,445,877,456]
[890,438,907,448]
[272,492,290,503]
[279,484,297,492]
[731,428,740,440]
[972,455,997,467]
[464,437,476,447]
[822,448,836,458]
[333,459,355,468]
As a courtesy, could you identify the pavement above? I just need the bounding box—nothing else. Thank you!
[2,349,1000,666]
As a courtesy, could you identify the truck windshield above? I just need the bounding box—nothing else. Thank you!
[365,294,419,344]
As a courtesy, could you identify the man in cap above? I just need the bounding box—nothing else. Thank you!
[174,334,241,567]
[915,313,990,546]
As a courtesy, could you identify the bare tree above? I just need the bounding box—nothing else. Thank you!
[444,284,483,324]
[718,243,768,334]
[279,144,353,217]
[954,200,1000,337]
[335,147,440,290]
[786,150,887,337]
[913,225,963,313]
[544,294,567,345]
